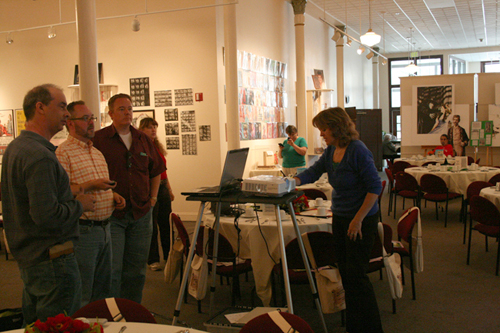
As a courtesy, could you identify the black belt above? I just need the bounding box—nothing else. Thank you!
[79,219,110,227]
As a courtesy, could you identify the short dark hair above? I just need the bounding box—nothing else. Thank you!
[108,93,132,111]
[441,134,450,141]
[67,100,85,115]
[285,125,298,136]
[22,84,61,121]
[312,107,359,148]
[453,114,461,122]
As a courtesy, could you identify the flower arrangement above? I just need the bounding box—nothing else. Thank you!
[24,314,103,333]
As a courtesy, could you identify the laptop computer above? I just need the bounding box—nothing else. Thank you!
[181,147,249,197]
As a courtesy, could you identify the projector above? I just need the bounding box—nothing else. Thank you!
[242,175,296,197]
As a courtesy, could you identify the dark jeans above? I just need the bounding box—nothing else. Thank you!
[148,183,172,264]
[332,213,383,333]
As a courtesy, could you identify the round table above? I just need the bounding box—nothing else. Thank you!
[405,167,500,195]
[4,322,209,333]
[203,210,332,307]
[296,181,333,199]
[480,187,500,210]
[395,157,453,167]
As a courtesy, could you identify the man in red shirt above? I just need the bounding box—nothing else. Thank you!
[93,93,165,303]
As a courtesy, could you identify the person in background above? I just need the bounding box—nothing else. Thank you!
[382,133,400,164]
[92,93,165,303]
[138,117,174,271]
[1,84,95,324]
[294,107,383,333]
[448,115,469,156]
[56,101,126,306]
[428,134,454,157]
[278,125,307,176]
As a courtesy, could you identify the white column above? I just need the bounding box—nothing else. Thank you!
[292,1,307,138]
[75,0,100,127]
[372,47,380,108]
[224,1,240,150]
[336,38,344,109]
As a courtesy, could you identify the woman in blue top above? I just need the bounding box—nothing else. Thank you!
[279,125,308,177]
[294,107,383,333]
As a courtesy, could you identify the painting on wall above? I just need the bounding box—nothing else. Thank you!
[416,85,453,135]
[0,109,15,160]
[132,110,154,128]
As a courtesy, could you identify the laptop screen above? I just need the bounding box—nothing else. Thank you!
[219,147,249,190]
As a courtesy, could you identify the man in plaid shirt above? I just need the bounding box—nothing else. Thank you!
[56,101,126,306]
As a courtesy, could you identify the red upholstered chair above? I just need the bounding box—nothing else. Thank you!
[239,311,314,333]
[71,298,156,323]
[462,181,492,244]
[385,168,395,216]
[386,159,394,172]
[467,156,474,165]
[421,161,438,167]
[197,226,253,307]
[378,180,386,222]
[467,196,500,275]
[367,223,397,313]
[302,188,327,200]
[419,174,463,227]
[488,173,500,185]
[393,172,420,218]
[475,158,481,165]
[171,213,192,304]
[392,207,421,300]
[392,161,412,176]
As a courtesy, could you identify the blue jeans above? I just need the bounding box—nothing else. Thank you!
[20,253,82,326]
[110,209,153,303]
[74,223,112,307]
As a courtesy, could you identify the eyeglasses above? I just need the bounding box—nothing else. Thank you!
[69,115,97,122]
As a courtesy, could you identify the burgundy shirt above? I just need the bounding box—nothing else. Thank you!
[93,125,166,220]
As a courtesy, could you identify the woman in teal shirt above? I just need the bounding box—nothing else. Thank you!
[278,125,307,176]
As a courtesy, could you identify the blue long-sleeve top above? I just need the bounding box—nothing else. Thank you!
[297,140,381,218]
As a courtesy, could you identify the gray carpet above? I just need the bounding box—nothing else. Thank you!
[1,171,500,332]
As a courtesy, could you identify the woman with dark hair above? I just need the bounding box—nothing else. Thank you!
[278,125,308,176]
[294,107,383,333]
[139,118,174,271]
[428,134,454,157]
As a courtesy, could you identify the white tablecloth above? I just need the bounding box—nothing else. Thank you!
[203,209,332,306]
[249,168,283,177]
[480,187,500,210]
[4,322,208,333]
[395,157,453,167]
[296,181,333,200]
[405,167,500,195]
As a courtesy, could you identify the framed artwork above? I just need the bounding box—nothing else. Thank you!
[130,77,150,107]
[74,63,103,85]
[0,109,15,158]
[132,110,154,128]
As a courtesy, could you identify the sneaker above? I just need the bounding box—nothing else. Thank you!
[149,262,162,271]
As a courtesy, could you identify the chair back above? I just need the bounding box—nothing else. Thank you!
[467,156,474,165]
[368,223,393,272]
[420,174,447,194]
[171,213,190,256]
[475,158,481,165]
[466,181,492,200]
[71,298,156,323]
[302,231,337,267]
[385,168,394,186]
[488,173,500,185]
[302,188,327,200]
[386,159,394,171]
[397,207,419,243]
[240,312,314,333]
[421,161,438,166]
[395,172,419,192]
[392,161,411,175]
[196,226,237,262]
[470,196,500,227]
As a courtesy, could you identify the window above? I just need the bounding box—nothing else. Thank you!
[450,56,466,74]
[481,61,500,73]
[388,56,443,139]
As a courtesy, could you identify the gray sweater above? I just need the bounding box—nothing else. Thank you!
[1,130,83,268]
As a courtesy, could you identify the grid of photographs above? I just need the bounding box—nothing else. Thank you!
[164,108,178,121]
[166,137,180,150]
[237,50,288,141]
[130,77,150,107]
[155,90,172,107]
[199,125,211,141]
[182,134,197,155]
[181,110,196,132]
[175,88,193,106]
[165,123,179,136]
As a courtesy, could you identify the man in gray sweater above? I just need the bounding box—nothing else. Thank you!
[1,84,95,325]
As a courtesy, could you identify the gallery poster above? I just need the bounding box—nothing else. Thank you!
[416,85,453,135]
[15,108,25,136]
[0,109,15,159]
[470,121,493,147]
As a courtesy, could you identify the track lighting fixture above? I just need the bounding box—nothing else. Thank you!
[346,38,352,47]
[48,26,56,39]
[331,31,342,42]
[382,59,388,65]
[366,51,374,60]
[357,46,365,55]
[6,32,13,44]
[132,16,140,32]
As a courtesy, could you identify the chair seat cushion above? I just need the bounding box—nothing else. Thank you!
[397,190,418,198]
[474,224,500,237]
[215,259,252,276]
[423,192,462,201]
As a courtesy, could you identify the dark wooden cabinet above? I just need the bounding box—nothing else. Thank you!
[355,109,383,171]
